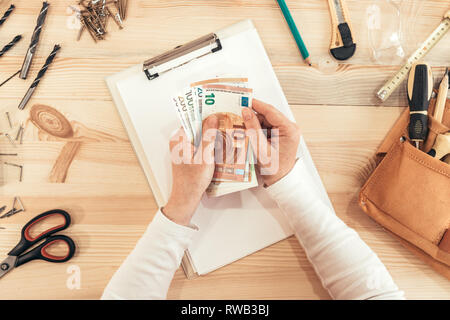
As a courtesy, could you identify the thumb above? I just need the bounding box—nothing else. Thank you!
[201,115,219,164]
[242,108,271,165]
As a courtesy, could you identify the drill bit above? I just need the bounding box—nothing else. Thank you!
[18,44,61,110]
[0,4,15,27]
[0,35,22,58]
[20,2,50,79]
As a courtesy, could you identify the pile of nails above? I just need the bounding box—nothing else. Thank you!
[76,0,128,42]
[0,197,25,219]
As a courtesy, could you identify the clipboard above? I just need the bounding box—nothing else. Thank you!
[106,20,334,279]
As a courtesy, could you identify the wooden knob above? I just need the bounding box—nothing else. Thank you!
[430,133,450,160]
[444,155,450,165]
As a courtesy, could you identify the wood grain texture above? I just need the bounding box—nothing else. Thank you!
[0,0,449,300]
[49,141,82,182]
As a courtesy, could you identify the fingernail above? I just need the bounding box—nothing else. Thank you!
[242,108,253,121]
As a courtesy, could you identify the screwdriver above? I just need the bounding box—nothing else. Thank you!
[407,63,433,149]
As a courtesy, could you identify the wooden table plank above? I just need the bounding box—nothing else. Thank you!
[1,56,448,107]
[1,218,449,299]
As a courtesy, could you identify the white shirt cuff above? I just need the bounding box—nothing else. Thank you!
[265,159,304,200]
[149,209,198,239]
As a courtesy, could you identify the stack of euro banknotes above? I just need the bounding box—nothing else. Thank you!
[172,77,258,197]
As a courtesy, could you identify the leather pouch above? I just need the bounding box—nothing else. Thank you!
[359,95,450,279]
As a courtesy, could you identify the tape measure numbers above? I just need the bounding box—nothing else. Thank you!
[377,11,450,102]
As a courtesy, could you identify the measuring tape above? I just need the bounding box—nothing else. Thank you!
[377,10,450,102]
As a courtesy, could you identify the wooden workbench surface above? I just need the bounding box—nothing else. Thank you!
[0,0,448,299]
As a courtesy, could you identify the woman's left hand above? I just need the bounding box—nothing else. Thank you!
[162,116,219,226]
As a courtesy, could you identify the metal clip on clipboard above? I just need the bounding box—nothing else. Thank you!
[142,33,222,80]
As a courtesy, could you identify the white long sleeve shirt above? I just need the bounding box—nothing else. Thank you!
[101,158,404,300]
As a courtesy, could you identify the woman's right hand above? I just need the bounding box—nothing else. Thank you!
[241,99,301,187]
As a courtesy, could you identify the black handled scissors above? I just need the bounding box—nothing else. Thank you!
[0,209,76,279]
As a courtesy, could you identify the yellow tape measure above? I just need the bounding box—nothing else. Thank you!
[377,10,450,102]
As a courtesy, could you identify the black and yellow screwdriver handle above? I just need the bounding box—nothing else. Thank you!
[407,63,433,149]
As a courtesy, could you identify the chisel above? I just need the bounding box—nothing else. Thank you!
[407,63,433,149]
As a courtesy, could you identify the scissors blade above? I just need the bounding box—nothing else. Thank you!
[0,256,17,280]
